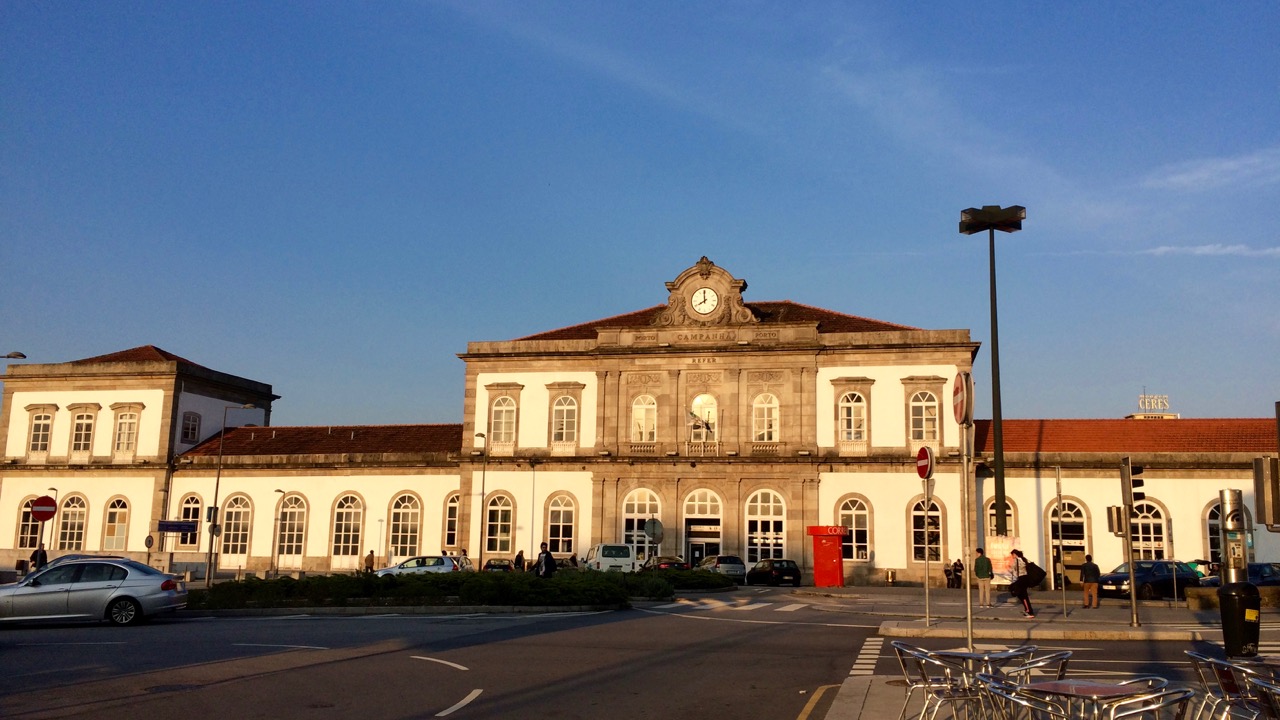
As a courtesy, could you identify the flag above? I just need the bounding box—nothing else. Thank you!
[687,411,704,429]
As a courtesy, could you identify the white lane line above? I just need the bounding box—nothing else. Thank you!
[17,642,127,646]
[654,602,684,609]
[776,604,807,612]
[412,656,470,671]
[436,689,482,716]
[233,643,329,650]
[731,603,772,611]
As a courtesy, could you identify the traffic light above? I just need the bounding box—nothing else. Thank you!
[1121,456,1145,503]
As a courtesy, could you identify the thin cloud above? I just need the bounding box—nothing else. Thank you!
[1141,147,1280,191]
[1141,244,1280,258]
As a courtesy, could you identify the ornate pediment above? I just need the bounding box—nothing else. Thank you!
[652,257,758,328]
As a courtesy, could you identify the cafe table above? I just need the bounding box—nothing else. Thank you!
[1019,678,1149,719]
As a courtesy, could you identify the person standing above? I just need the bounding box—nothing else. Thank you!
[950,558,964,589]
[514,550,526,572]
[535,542,556,578]
[1080,554,1102,609]
[974,548,994,608]
[1009,549,1035,618]
[29,542,48,572]
[364,550,375,574]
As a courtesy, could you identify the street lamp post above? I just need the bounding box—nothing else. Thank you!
[205,403,256,588]
[959,205,1026,537]
[529,458,541,557]
[474,433,488,568]
[272,489,285,578]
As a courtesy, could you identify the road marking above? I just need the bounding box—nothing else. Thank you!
[413,656,469,671]
[436,689,482,716]
[776,604,807,612]
[17,642,127,646]
[233,643,329,650]
[850,637,884,676]
[796,684,840,720]
[731,603,772,611]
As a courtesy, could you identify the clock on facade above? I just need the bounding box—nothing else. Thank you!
[691,287,720,315]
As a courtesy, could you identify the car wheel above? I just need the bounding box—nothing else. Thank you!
[107,597,143,626]
[1137,583,1155,600]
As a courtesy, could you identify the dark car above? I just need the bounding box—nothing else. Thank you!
[745,558,802,587]
[483,559,514,572]
[639,556,690,572]
[1199,562,1280,587]
[1098,560,1201,599]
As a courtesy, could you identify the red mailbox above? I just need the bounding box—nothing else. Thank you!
[807,525,849,588]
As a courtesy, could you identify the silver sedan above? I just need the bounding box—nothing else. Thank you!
[0,558,187,626]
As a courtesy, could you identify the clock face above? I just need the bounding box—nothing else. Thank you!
[691,287,720,315]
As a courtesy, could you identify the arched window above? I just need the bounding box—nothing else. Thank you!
[58,496,87,551]
[684,489,721,517]
[1130,501,1166,560]
[552,396,577,443]
[332,495,363,559]
[911,499,942,562]
[485,496,513,554]
[220,496,252,556]
[909,391,938,442]
[838,392,866,442]
[389,494,421,559]
[631,395,657,442]
[752,393,779,442]
[623,489,661,558]
[745,490,785,563]
[277,495,307,561]
[1048,500,1087,557]
[491,397,517,444]
[114,411,139,453]
[547,495,575,554]
[179,495,202,547]
[103,498,129,551]
[690,394,717,441]
[444,493,460,550]
[984,497,1018,541]
[18,498,40,549]
[839,498,870,561]
[29,412,53,453]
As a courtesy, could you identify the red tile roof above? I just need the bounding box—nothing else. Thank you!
[515,301,919,341]
[975,419,1278,454]
[182,424,464,457]
[71,345,207,369]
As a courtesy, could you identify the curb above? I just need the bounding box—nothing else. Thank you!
[877,619,1206,642]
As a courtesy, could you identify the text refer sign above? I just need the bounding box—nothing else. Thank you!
[157,520,199,534]
[31,495,57,522]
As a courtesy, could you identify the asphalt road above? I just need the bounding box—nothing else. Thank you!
[0,588,867,719]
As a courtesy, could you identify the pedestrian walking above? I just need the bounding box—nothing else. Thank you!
[974,548,994,607]
[514,550,526,572]
[1009,549,1035,618]
[1080,554,1102,609]
[535,542,556,578]
[29,542,48,572]
[364,550,375,574]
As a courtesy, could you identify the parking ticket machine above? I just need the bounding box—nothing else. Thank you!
[1219,489,1251,585]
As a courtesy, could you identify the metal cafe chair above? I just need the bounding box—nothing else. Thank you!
[1002,650,1074,684]
[891,641,960,720]
[1104,687,1197,720]
[1246,676,1280,720]
[901,644,988,720]
[1187,652,1268,720]
[982,683,1073,720]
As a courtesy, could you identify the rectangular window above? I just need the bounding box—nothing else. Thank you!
[103,502,129,551]
[444,496,459,549]
[72,413,95,453]
[18,505,40,549]
[29,413,52,453]
[114,413,138,453]
[181,412,201,444]
[59,502,86,551]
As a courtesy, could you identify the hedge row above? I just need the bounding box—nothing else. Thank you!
[188,568,735,609]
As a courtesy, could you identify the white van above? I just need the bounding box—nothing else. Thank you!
[582,543,636,572]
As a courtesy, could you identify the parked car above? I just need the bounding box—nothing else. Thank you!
[1098,560,1201,599]
[745,558,802,587]
[582,543,637,573]
[695,555,747,584]
[0,558,187,626]
[483,559,514,572]
[375,555,472,577]
[1199,563,1280,587]
[639,556,690,572]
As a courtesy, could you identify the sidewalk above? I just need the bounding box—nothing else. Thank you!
[801,585,1261,720]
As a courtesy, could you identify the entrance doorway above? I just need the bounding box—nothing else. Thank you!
[686,519,721,567]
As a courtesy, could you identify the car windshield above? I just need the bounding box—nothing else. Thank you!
[601,546,630,558]
[719,556,744,565]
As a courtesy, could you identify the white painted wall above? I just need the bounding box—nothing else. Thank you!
[7,389,166,457]
[814,365,963,449]
[473,372,599,450]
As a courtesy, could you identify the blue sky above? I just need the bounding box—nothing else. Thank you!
[3,2,1278,426]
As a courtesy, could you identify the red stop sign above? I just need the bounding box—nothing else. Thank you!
[916,447,935,480]
[31,495,57,522]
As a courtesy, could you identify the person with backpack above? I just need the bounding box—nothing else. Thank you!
[1009,549,1036,618]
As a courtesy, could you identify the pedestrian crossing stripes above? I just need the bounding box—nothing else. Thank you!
[652,598,810,613]
[850,637,883,676]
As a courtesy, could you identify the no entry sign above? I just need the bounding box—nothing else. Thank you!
[31,495,57,522]
[916,447,935,480]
